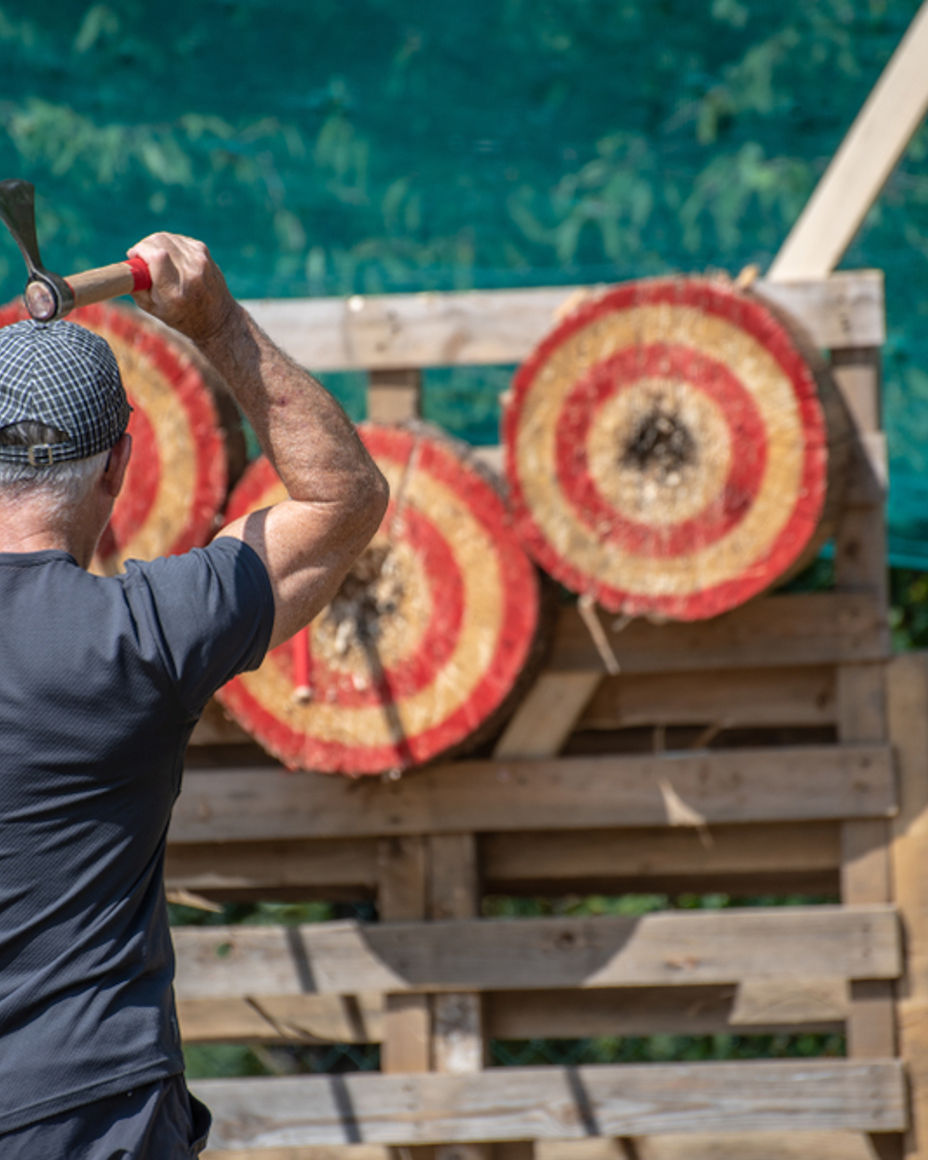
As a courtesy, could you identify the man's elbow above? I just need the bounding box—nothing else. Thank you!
[354,463,390,542]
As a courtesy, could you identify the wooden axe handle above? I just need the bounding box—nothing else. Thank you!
[66,255,152,308]
[24,255,152,320]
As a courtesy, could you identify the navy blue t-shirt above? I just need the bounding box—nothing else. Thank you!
[0,537,274,1133]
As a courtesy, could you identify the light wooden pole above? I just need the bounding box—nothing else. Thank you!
[768,0,928,283]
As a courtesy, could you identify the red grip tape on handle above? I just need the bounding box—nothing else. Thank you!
[127,255,152,292]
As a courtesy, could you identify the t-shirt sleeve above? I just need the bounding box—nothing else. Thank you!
[120,538,275,716]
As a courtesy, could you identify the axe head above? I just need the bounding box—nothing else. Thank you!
[0,179,74,321]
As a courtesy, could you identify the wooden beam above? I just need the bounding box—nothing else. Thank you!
[754,271,886,347]
[888,653,928,1159]
[178,980,847,1046]
[192,1060,906,1147]
[237,271,883,373]
[537,1136,893,1160]
[172,905,900,1000]
[768,2,928,281]
[171,744,895,844]
[179,993,383,1045]
[493,672,603,758]
[164,838,378,897]
[200,1136,892,1160]
[577,667,838,731]
[367,368,421,423]
[548,594,889,675]
[481,821,841,895]
[377,836,432,1081]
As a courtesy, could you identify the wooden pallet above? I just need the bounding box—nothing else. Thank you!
[160,271,928,1159]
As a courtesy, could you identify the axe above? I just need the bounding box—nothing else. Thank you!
[0,178,151,322]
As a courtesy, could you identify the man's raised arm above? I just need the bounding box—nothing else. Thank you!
[129,232,389,649]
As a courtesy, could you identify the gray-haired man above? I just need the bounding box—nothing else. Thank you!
[0,234,388,1157]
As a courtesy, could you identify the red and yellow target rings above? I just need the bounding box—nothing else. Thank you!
[504,277,833,620]
[218,424,545,776]
[0,301,230,573]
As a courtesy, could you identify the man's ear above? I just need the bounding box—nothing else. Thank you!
[103,433,132,499]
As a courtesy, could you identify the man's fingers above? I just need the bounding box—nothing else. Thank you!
[126,232,236,346]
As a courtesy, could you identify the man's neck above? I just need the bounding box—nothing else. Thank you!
[0,504,99,569]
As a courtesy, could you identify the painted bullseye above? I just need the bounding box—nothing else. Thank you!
[505,277,831,619]
[587,379,731,527]
[218,425,543,775]
[555,343,768,558]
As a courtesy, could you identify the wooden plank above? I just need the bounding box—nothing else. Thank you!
[768,2,928,281]
[238,272,884,373]
[201,1137,889,1160]
[578,667,837,731]
[429,835,480,923]
[845,434,889,509]
[489,981,846,1039]
[172,744,895,844]
[179,994,383,1045]
[164,838,378,897]
[482,822,841,895]
[427,835,490,1160]
[179,980,847,1046]
[378,837,428,923]
[831,328,895,1072]
[548,594,889,675]
[755,271,885,348]
[192,1060,907,1147]
[831,349,884,435]
[536,1135,889,1160]
[888,653,928,1159]
[167,827,839,901]
[377,836,431,1079]
[494,672,603,758]
[172,906,901,999]
[203,1149,392,1160]
[367,368,421,423]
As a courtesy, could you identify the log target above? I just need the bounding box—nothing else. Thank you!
[217,423,548,776]
[0,301,238,574]
[504,277,849,620]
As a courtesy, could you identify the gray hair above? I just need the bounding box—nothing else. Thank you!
[0,451,109,518]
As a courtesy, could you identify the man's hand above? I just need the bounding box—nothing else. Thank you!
[128,233,239,347]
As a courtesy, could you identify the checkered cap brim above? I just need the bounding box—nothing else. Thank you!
[0,319,131,465]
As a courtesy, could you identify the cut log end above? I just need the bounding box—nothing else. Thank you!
[218,422,551,776]
[505,275,850,621]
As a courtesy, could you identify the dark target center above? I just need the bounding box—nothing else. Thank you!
[621,405,697,481]
[328,544,401,645]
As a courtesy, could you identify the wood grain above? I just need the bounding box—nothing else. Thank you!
[549,594,889,675]
[482,821,842,895]
[202,1137,888,1160]
[178,979,848,1046]
[238,272,884,372]
[888,652,928,1159]
[577,666,837,730]
[171,744,895,844]
[172,906,900,1000]
[193,1060,906,1147]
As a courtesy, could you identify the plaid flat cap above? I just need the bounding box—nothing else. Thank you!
[0,319,131,466]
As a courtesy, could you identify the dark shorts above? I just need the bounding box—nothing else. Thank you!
[0,1075,211,1159]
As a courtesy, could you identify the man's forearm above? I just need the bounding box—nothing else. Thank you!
[128,232,384,511]
[197,302,379,507]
